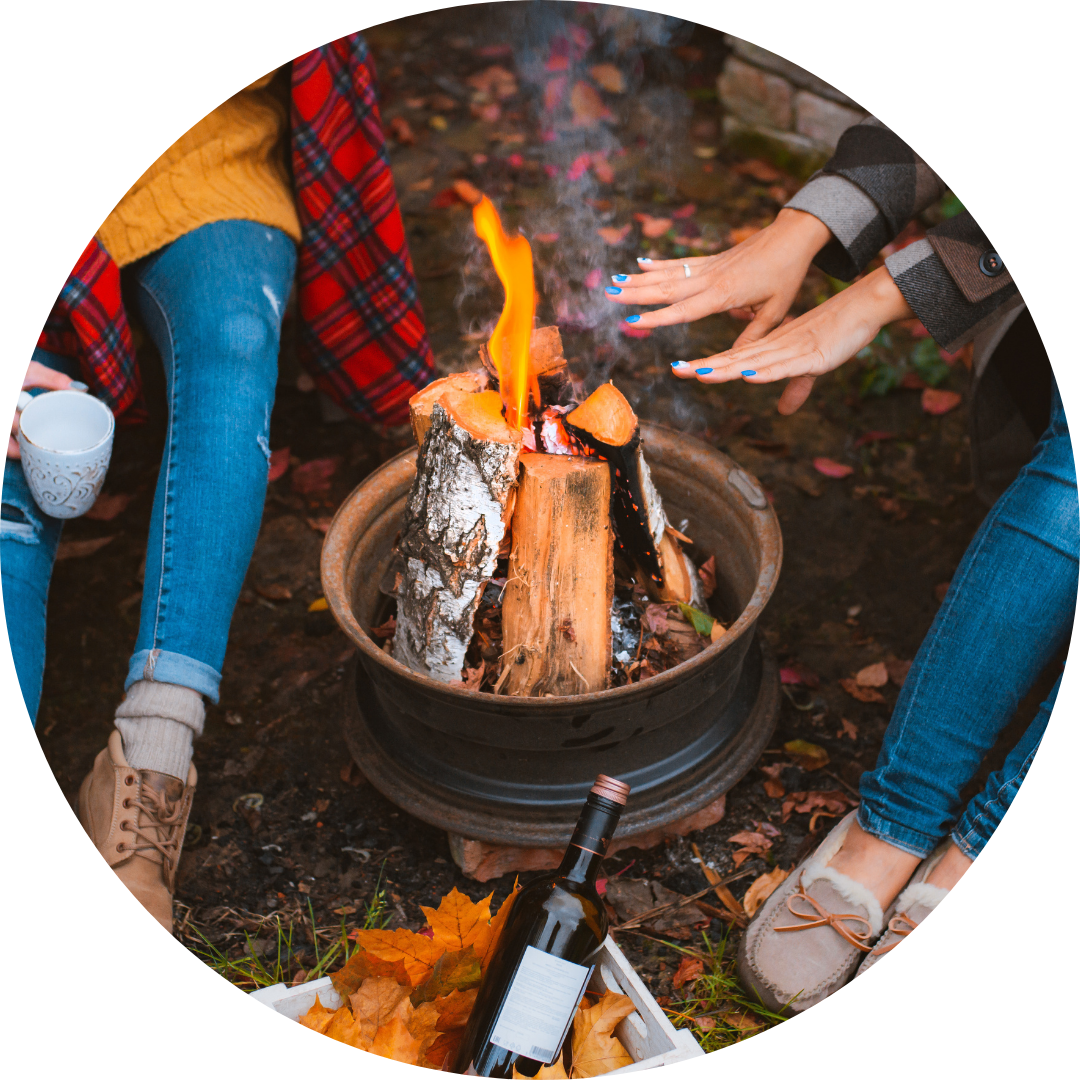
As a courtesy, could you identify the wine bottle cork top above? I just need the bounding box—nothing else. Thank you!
[591,774,630,805]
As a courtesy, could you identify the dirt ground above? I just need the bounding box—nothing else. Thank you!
[34,4,1051,1035]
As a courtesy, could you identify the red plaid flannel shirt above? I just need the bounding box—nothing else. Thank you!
[38,33,434,427]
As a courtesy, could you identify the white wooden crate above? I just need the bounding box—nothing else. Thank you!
[250,935,703,1073]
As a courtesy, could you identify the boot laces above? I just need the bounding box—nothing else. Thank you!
[119,781,184,868]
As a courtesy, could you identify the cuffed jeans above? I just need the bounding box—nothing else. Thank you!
[859,381,1077,860]
[2,220,296,721]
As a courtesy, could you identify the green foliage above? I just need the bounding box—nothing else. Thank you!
[910,338,950,387]
[362,859,394,930]
[660,930,788,1051]
[678,603,716,636]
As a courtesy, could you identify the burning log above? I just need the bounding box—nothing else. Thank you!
[480,325,574,411]
[500,453,613,696]
[565,383,705,607]
[393,390,522,682]
[408,371,487,447]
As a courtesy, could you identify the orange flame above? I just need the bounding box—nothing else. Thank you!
[472,195,539,429]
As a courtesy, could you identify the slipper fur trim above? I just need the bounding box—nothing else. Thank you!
[894,880,949,914]
[800,818,885,936]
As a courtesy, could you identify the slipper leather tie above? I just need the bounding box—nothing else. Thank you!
[773,884,875,952]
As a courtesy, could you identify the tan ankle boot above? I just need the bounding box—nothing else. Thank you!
[78,730,197,931]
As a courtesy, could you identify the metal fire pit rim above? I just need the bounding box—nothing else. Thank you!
[321,421,782,708]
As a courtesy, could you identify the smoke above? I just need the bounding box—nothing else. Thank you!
[453,2,705,409]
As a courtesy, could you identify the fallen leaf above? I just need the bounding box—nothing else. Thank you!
[589,63,625,93]
[515,1063,569,1080]
[678,603,715,637]
[922,388,962,415]
[783,739,830,771]
[854,662,889,688]
[570,992,636,1077]
[85,491,133,521]
[672,202,697,219]
[742,866,790,917]
[421,887,492,954]
[479,883,520,972]
[300,993,338,1034]
[885,657,912,686]
[813,457,854,479]
[853,430,895,449]
[348,928,445,987]
[634,213,673,238]
[697,555,716,598]
[671,956,704,989]
[370,616,396,639]
[760,762,785,799]
[388,116,416,145]
[466,64,518,99]
[55,536,116,561]
[837,717,859,740]
[732,159,782,182]
[839,678,885,703]
[727,225,761,245]
[291,456,341,495]
[727,830,772,852]
[934,581,951,603]
[694,1016,716,1032]
[308,596,329,612]
[372,1013,423,1065]
[324,1001,371,1048]
[351,977,411,1039]
[255,582,292,602]
[267,447,291,483]
[597,224,631,245]
[781,789,856,824]
[710,621,726,643]
[452,179,483,206]
[723,1010,762,1032]
[570,80,612,126]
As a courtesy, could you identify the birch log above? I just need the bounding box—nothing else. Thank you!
[393,390,522,682]
[565,382,705,607]
[501,453,613,696]
[408,371,487,448]
[480,325,574,410]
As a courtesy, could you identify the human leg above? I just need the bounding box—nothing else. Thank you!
[78,220,295,929]
[1,348,81,723]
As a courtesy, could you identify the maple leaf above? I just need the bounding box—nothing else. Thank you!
[515,1063,569,1080]
[349,928,445,987]
[421,886,493,953]
[480,883,521,973]
[433,988,479,1032]
[570,992,636,1077]
[839,677,885,704]
[426,1031,465,1070]
[299,993,337,1035]
[407,999,445,1061]
[781,790,856,824]
[742,866,790,918]
[372,1014,424,1065]
[350,977,411,1041]
[411,946,482,1004]
[331,948,410,998]
[324,1004,372,1049]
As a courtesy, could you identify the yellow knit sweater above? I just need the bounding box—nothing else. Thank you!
[97,70,301,267]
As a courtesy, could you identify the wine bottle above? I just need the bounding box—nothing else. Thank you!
[453,775,630,1078]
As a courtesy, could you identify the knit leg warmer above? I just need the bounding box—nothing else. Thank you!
[114,680,205,781]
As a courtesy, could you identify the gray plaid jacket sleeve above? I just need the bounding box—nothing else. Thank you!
[785,119,1018,350]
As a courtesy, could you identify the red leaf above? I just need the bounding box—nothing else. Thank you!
[267,447,290,483]
[813,457,854,479]
[922,388,962,415]
[292,457,341,495]
[853,431,895,449]
[597,225,631,246]
[671,203,697,219]
[732,159,781,183]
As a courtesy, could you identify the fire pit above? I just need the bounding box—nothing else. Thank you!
[321,420,781,849]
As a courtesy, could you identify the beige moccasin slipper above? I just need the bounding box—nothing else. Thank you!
[737,811,890,1013]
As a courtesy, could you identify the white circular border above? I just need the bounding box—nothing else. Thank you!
[1,2,1074,1075]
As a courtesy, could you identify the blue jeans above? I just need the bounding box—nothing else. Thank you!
[2,220,296,721]
[859,382,1077,860]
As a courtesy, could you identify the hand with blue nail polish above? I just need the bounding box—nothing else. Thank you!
[612,274,629,283]
[625,315,640,323]
[605,286,622,295]
[741,370,756,377]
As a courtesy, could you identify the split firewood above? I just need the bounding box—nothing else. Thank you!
[564,383,705,607]
[501,453,613,696]
[408,370,487,448]
[480,325,574,411]
[393,390,522,682]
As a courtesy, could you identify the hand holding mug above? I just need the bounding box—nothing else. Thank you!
[8,361,85,459]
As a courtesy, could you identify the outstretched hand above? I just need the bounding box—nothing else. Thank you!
[671,266,914,414]
[604,208,832,346]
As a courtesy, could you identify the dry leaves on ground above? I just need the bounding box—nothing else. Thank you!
[589,63,625,93]
[671,957,703,990]
[781,790,858,827]
[812,457,854,479]
[742,867,790,918]
[921,388,962,415]
[726,830,772,868]
[854,662,888,688]
[55,535,116,561]
[783,739,829,771]
[292,457,341,495]
[839,677,885,703]
[759,763,786,799]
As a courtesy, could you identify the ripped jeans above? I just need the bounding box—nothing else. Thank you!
[2,220,296,720]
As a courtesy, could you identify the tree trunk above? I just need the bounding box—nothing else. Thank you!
[500,453,613,696]
[408,371,486,448]
[393,391,522,682]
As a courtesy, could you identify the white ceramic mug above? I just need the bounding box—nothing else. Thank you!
[16,389,115,519]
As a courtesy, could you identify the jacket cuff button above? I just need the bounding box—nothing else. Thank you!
[979,251,1004,276]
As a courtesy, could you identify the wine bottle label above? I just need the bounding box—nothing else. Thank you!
[489,946,592,1063]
